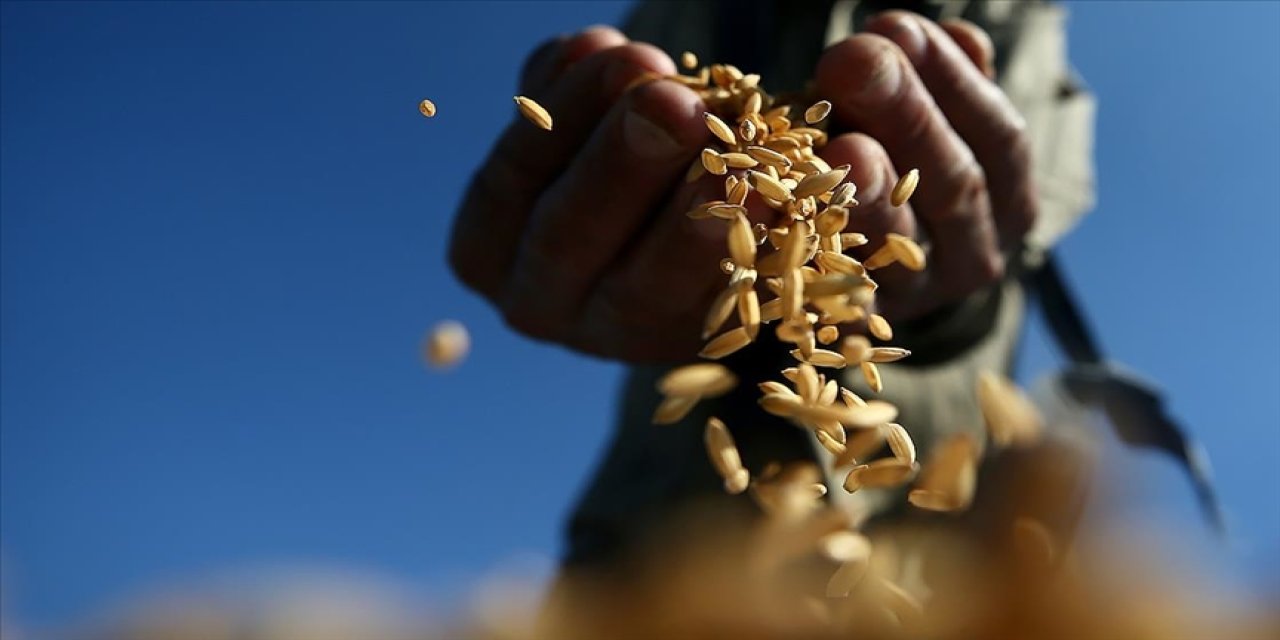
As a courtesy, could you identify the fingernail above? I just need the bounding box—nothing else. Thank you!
[854,46,902,104]
[624,107,683,159]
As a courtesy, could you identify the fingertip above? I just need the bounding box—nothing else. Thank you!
[864,10,927,61]
[815,33,905,112]
[562,25,629,66]
[596,42,679,100]
[624,78,708,155]
[820,133,889,199]
[940,19,996,79]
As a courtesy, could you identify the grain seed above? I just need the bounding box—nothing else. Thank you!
[513,95,553,130]
[700,327,753,359]
[728,212,757,268]
[418,98,437,118]
[738,287,761,339]
[704,112,737,145]
[658,363,738,398]
[886,233,927,271]
[883,423,916,465]
[890,168,919,206]
[701,148,728,175]
[817,325,840,345]
[424,320,469,369]
[861,361,883,393]
[652,394,699,425]
[804,99,832,124]
[868,313,893,341]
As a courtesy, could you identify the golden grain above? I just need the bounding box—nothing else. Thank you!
[794,165,850,199]
[977,371,1045,448]
[852,458,916,489]
[886,233,927,271]
[866,347,911,363]
[652,394,699,425]
[658,363,739,398]
[738,287,761,339]
[804,99,832,124]
[816,325,840,345]
[840,232,869,247]
[424,320,469,369]
[703,149,730,177]
[890,168,919,206]
[861,361,883,393]
[705,417,749,494]
[728,212,757,268]
[911,433,979,512]
[862,244,898,270]
[513,95,553,130]
[418,98,437,118]
[720,152,758,169]
[868,313,893,341]
[883,423,916,465]
[746,145,792,169]
[700,327,753,359]
[826,555,870,597]
[704,112,737,145]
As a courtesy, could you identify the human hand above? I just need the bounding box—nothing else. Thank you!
[814,12,1037,322]
[451,27,776,362]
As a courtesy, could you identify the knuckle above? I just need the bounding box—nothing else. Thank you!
[936,159,988,220]
[1006,189,1039,239]
[996,113,1032,165]
[978,250,1007,283]
[520,222,579,275]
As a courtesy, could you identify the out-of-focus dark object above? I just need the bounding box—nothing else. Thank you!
[1027,252,1225,534]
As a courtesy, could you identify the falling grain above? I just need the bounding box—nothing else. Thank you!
[804,100,832,124]
[868,313,893,341]
[700,327,753,359]
[418,98,437,118]
[704,112,737,145]
[513,95,553,131]
[658,363,739,398]
[424,320,470,369]
[890,168,919,206]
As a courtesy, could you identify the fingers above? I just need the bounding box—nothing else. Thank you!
[501,77,707,339]
[570,167,787,361]
[818,133,925,316]
[815,32,1003,297]
[865,12,1036,251]
[939,18,995,79]
[519,25,629,96]
[572,179,725,362]
[449,38,672,298]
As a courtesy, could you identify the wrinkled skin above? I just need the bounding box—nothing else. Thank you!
[449,12,1036,363]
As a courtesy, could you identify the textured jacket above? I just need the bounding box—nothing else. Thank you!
[565,0,1096,567]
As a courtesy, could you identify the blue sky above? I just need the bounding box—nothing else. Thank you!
[2,0,1277,630]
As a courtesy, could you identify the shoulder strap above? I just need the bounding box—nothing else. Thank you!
[1026,252,1225,535]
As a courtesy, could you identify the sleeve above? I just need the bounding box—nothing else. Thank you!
[1002,1,1098,265]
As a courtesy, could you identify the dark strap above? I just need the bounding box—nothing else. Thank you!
[1026,252,1225,535]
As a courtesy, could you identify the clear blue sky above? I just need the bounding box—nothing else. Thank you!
[2,0,1277,630]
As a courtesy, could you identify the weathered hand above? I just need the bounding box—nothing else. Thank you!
[814,12,1037,322]
[451,27,748,362]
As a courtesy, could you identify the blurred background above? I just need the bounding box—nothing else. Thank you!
[2,0,1277,634]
